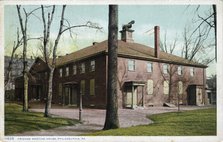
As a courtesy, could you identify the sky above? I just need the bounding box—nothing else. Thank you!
[4,5,215,76]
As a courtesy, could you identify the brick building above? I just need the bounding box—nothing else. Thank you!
[15,26,208,108]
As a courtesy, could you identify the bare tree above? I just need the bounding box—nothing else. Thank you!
[190,5,216,61]
[16,5,42,112]
[16,5,30,112]
[103,5,119,130]
[181,25,215,65]
[5,28,23,87]
[40,5,102,117]
[160,32,177,54]
[160,36,191,106]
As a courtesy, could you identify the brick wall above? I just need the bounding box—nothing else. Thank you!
[117,57,206,107]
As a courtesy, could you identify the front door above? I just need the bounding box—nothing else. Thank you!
[70,87,77,106]
[63,85,77,106]
[64,87,70,105]
[126,86,137,108]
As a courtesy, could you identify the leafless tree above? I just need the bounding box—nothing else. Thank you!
[160,32,177,54]
[5,28,23,87]
[189,5,216,61]
[16,5,42,112]
[40,5,102,117]
[160,35,191,107]
[103,5,120,130]
[16,5,30,112]
[181,26,215,64]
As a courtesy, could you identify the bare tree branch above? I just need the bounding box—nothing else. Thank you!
[61,21,103,35]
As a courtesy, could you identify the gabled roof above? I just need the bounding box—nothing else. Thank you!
[54,40,207,68]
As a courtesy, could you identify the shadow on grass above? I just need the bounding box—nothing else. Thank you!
[5,103,79,135]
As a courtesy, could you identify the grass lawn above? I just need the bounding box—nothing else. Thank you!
[5,103,79,135]
[89,108,216,136]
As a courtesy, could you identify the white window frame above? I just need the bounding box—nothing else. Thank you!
[65,67,69,76]
[147,62,153,73]
[178,66,183,75]
[80,63,85,74]
[59,68,63,77]
[163,64,168,74]
[128,59,135,71]
[90,60,95,72]
[190,67,194,77]
[73,65,77,75]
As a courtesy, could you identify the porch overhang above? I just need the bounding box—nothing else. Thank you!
[63,81,78,86]
[124,81,146,87]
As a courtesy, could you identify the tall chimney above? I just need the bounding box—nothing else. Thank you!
[154,26,160,58]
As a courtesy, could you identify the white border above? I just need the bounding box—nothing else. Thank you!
[0,0,222,142]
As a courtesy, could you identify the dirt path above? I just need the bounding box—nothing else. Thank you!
[12,105,214,136]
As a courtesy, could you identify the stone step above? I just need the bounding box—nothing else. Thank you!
[163,102,176,107]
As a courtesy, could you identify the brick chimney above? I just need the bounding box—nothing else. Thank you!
[154,26,160,58]
[120,20,135,43]
[120,29,134,43]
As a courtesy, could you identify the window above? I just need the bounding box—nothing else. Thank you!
[147,80,153,95]
[163,64,168,74]
[90,79,95,96]
[80,80,85,95]
[73,65,77,75]
[178,66,183,75]
[90,60,95,72]
[190,67,194,76]
[147,62,153,73]
[178,81,183,94]
[128,60,135,71]
[80,63,85,74]
[65,67,69,76]
[59,68,63,77]
[163,81,169,95]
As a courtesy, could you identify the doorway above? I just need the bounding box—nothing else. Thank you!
[126,86,137,108]
[63,84,78,106]
[124,81,145,109]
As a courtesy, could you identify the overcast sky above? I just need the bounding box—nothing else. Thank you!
[4,5,215,76]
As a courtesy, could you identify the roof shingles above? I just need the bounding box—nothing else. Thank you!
[54,40,207,68]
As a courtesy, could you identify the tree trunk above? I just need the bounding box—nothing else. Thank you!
[22,26,29,111]
[44,67,54,117]
[23,71,29,111]
[23,36,29,112]
[17,5,29,112]
[103,5,119,130]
